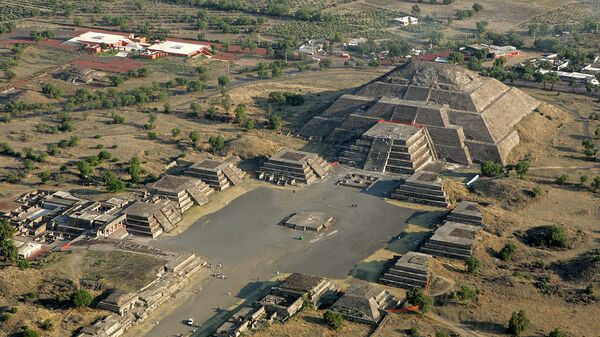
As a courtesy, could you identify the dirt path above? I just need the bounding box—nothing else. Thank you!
[426,312,486,337]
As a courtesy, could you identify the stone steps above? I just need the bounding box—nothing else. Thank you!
[421,242,472,260]
[390,194,449,208]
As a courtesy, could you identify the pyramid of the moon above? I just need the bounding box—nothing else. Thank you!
[300,61,539,164]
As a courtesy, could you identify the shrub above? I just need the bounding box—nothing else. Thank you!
[40,318,53,331]
[499,241,517,261]
[8,307,17,314]
[458,285,478,301]
[465,257,481,274]
[548,328,566,337]
[18,326,40,337]
[526,226,569,249]
[435,331,450,337]
[508,310,529,336]
[0,313,10,322]
[406,288,433,314]
[555,174,569,185]
[208,135,225,152]
[481,160,503,177]
[70,289,92,308]
[323,310,343,331]
[409,327,419,336]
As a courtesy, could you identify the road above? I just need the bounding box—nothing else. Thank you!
[142,167,415,337]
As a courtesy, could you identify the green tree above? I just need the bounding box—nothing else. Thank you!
[515,161,529,179]
[0,219,18,263]
[323,310,343,331]
[508,310,529,336]
[555,174,569,185]
[70,289,93,308]
[40,318,53,331]
[190,102,201,118]
[76,160,92,179]
[548,328,566,337]
[499,241,517,261]
[218,75,230,88]
[406,288,433,314]
[319,58,332,69]
[234,104,247,124]
[593,176,600,191]
[269,115,282,130]
[37,170,52,184]
[481,160,504,177]
[208,135,225,152]
[189,131,200,146]
[579,175,589,186]
[472,3,483,12]
[18,326,40,337]
[244,119,254,131]
[476,21,488,35]
[171,127,181,139]
[127,157,142,184]
[465,257,481,274]
[103,171,125,193]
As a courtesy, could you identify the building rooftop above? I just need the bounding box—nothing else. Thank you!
[279,273,326,293]
[147,40,208,56]
[68,31,131,45]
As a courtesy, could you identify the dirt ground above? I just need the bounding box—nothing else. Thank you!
[0,249,165,337]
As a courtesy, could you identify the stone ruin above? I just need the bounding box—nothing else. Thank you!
[420,221,480,260]
[300,61,539,164]
[446,200,483,226]
[339,121,434,174]
[390,171,449,207]
[258,149,330,185]
[148,174,214,212]
[379,251,432,290]
[185,158,246,191]
[282,212,335,232]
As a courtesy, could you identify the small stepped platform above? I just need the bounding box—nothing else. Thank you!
[258,149,330,185]
[186,158,246,191]
[379,252,432,289]
[420,221,479,260]
[446,201,483,226]
[389,171,449,207]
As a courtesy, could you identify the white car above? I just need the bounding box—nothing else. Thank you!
[186,318,194,326]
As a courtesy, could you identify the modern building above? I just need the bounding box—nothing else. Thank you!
[393,16,419,26]
[185,158,246,191]
[339,121,434,174]
[465,44,520,58]
[258,149,330,185]
[538,69,599,85]
[146,40,211,57]
[148,175,214,212]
